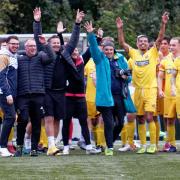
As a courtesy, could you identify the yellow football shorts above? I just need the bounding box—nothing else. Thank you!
[164,97,176,118]
[134,88,157,115]
[86,101,100,118]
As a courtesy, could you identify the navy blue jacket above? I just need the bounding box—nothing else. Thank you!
[0,49,18,97]
[17,44,55,96]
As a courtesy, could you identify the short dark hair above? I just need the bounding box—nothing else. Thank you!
[6,35,19,43]
[162,36,171,44]
[47,35,59,43]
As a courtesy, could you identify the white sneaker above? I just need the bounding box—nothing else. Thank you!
[0,148,14,157]
[118,144,131,152]
[62,146,70,155]
[86,147,101,155]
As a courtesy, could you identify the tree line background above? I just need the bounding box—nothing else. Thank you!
[0,0,179,47]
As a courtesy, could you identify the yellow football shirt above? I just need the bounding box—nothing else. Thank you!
[128,46,159,88]
[159,55,176,98]
[174,57,180,97]
[84,59,96,102]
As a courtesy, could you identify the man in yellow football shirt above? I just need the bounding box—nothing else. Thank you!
[170,37,180,148]
[116,12,169,154]
[156,37,171,151]
[158,37,180,152]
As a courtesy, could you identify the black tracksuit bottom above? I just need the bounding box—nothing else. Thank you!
[62,97,91,146]
[97,94,126,149]
[16,94,45,151]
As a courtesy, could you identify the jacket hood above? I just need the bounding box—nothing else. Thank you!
[0,48,17,58]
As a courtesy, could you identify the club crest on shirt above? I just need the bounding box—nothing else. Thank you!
[135,60,149,66]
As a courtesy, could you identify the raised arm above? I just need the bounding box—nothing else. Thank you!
[82,28,104,65]
[57,21,66,46]
[33,7,44,51]
[63,9,85,55]
[116,17,131,53]
[155,12,169,48]
[84,21,102,64]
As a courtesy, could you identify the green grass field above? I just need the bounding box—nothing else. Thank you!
[1,145,180,180]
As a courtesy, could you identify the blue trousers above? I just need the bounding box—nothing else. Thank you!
[0,95,16,148]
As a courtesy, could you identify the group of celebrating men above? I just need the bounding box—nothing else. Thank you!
[0,7,179,157]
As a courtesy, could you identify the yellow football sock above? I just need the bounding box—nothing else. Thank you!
[167,124,176,146]
[154,120,160,146]
[8,128,14,142]
[138,123,146,145]
[121,124,127,145]
[148,121,156,145]
[165,131,169,143]
[40,126,48,148]
[96,124,106,147]
[127,121,135,145]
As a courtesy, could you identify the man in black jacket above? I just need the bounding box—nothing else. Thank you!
[33,8,85,155]
[15,37,55,156]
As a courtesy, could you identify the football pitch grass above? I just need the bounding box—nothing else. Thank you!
[1,145,180,180]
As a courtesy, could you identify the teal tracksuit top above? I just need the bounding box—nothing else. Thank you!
[87,33,131,107]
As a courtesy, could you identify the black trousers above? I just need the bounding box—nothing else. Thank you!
[16,94,45,150]
[0,95,16,148]
[97,94,126,148]
[96,106,114,149]
[62,97,91,146]
[112,94,126,142]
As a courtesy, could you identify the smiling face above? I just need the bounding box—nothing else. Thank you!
[169,38,180,56]
[71,48,79,59]
[7,38,19,54]
[49,37,61,52]
[136,36,149,52]
[25,39,37,57]
[103,46,114,59]
[160,39,169,55]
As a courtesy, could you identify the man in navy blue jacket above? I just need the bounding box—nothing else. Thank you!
[15,37,55,157]
[0,36,19,157]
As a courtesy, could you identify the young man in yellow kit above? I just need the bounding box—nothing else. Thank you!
[116,12,169,154]
[155,37,172,151]
[158,37,180,152]
[85,58,106,151]
[171,37,180,119]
